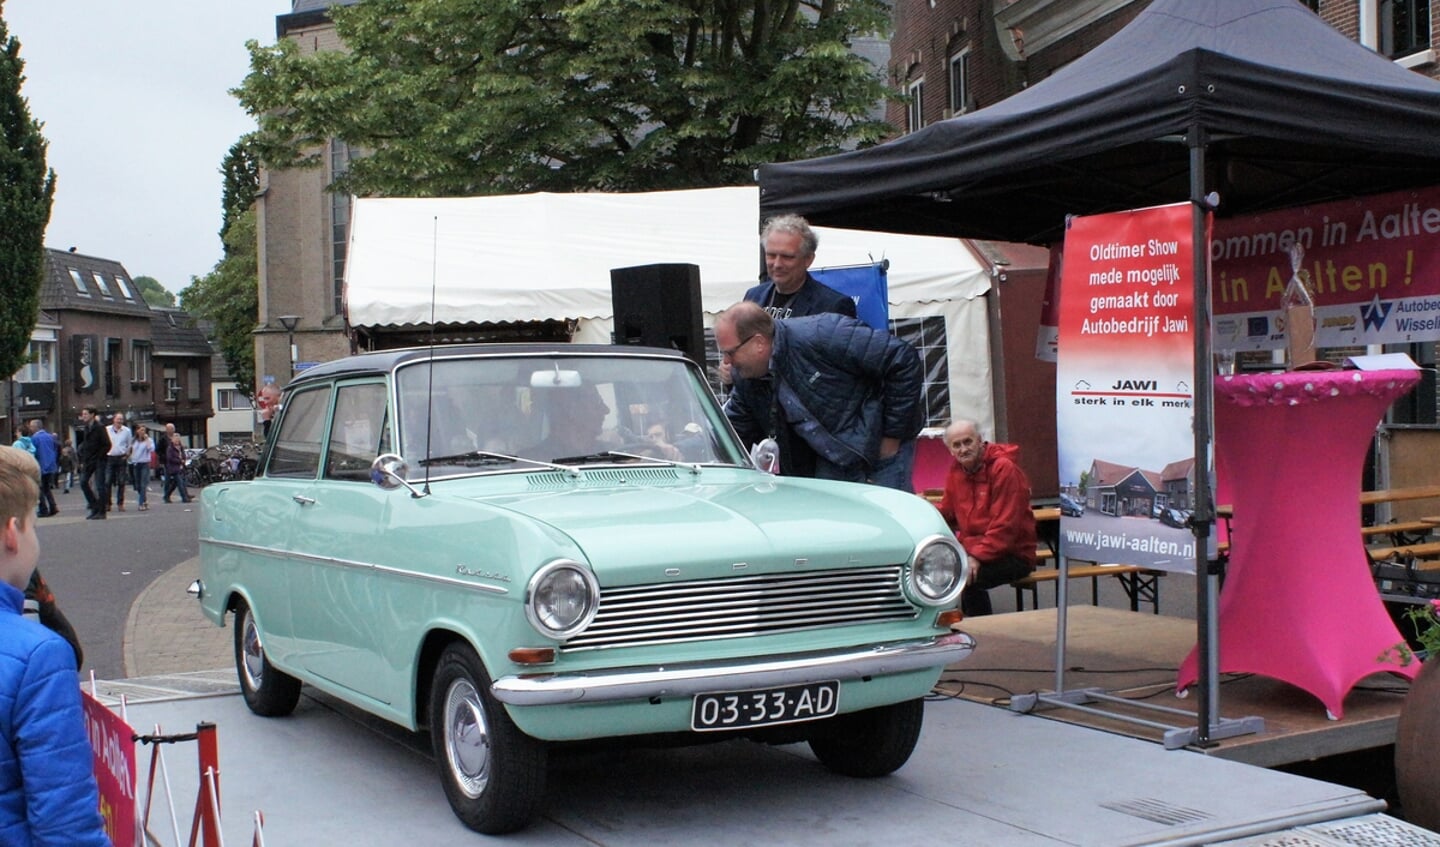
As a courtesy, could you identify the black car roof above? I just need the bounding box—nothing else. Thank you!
[288,343,688,387]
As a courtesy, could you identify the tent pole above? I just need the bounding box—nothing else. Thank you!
[1189,130,1219,747]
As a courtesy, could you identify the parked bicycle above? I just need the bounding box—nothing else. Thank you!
[183,442,262,489]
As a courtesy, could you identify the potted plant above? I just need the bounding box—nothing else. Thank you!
[1392,599,1440,831]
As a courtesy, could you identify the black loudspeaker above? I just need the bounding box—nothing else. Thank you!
[609,263,706,368]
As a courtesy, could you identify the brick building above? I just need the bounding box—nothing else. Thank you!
[3,249,214,447]
[887,1,1439,135]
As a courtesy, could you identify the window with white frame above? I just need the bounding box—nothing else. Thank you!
[15,340,56,383]
[68,268,90,296]
[217,388,253,411]
[906,78,925,133]
[130,341,150,384]
[91,272,113,297]
[114,274,135,300]
[948,51,970,116]
[164,366,179,402]
[1381,0,1431,57]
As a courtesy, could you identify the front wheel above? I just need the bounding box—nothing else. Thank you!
[233,601,301,717]
[808,698,924,778]
[429,644,546,834]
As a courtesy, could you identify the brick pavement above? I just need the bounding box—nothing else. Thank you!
[121,555,230,678]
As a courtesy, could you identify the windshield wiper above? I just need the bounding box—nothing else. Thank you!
[419,451,519,467]
[419,449,583,477]
[551,450,702,475]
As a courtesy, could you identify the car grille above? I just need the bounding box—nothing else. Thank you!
[562,565,916,652]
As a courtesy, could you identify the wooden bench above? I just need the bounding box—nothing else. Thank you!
[1365,539,1440,562]
[1360,520,1435,546]
[1360,485,1440,506]
[1008,533,1163,613]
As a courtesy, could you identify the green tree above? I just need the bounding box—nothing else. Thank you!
[0,7,55,378]
[133,275,177,308]
[219,139,258,250]
[181,209,257,399]
[235,0,894,197]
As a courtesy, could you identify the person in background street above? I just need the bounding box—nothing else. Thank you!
[721,214,857,387]
[77,407,109,520]
[0,445,110,846]
[26,421,58,519]
[104,413,132,512]
[162,432,192,504]
[128,425,156,511]
[718,301,922,491]
[257,382,281,439]
[57,444,74,494]
[9,427,33,457]
[933,418,1038,617]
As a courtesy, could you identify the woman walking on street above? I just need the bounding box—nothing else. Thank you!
[161,432,191,504]
[128,426,156,511]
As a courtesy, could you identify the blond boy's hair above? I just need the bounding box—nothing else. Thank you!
[0,445,40,525]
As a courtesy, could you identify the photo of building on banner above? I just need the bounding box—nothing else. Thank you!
[1055,203,1198,574]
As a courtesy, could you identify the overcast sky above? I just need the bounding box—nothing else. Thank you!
[6,1,284,296]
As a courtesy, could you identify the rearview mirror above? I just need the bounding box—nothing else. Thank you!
[530,367,583,388]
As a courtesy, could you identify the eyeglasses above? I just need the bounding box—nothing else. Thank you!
[719,335,758,360]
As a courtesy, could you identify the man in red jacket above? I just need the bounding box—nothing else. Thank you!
[935,419,1037,616]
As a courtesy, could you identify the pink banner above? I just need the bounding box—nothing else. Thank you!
[1055,203,1198,572]
[83,691,137,847]
[1212,184,1440,350]
[1038,185,1440,354]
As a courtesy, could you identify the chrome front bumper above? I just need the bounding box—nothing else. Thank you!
[490,631,974,706]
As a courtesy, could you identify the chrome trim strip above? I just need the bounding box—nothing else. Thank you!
[490,631,975,706]
[198,538,510,595]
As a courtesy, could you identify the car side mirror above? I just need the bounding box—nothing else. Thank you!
[370,453,411,491]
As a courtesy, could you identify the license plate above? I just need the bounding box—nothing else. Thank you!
[691,680,839,732]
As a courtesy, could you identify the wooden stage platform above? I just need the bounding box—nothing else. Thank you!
[938,606,1413,768]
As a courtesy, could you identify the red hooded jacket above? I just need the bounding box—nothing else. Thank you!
[936,441,1037,566]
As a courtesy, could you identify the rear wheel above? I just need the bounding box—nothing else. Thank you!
[233,601,301,717]
[808,698,924,778]
[429,644,546,834]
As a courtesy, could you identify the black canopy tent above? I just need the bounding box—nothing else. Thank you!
[758,0,1440,245]
[759,0,1440,745]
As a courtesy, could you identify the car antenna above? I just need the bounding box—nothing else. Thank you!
[421,215,440,497]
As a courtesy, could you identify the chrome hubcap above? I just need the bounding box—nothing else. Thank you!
[444,678,490,798]
[241,612,265,690]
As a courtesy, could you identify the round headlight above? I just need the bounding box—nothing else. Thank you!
[525,559,600,639]
[908,536,967,606]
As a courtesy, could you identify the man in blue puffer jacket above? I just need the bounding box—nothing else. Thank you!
[718,301,923,490]
[0,446,109,847]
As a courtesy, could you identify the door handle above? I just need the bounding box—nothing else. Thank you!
[292,494,315,506]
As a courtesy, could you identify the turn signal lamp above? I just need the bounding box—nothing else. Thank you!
[509,647,556,665]
[936,608,964,629]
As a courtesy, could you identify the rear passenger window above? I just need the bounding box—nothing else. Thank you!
[267,388,330,479]
[325,382,390,481]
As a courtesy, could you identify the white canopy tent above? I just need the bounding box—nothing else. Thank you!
[343,186,996,433]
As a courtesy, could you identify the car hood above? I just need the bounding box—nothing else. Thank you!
[466,475,925,582]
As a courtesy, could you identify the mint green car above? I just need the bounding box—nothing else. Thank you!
[194,345,972,834]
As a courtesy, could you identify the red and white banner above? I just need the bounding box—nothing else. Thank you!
[1212,184,1440,350]
[1055,203,1198,573]
[1039,184,1440,357]
[83,690,138,847]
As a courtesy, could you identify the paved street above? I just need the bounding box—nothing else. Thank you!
[34,482,210,681]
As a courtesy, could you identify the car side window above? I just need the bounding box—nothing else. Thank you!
[267,387,331,479]
[325,382,390,482]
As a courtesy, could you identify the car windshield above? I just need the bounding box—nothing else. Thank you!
[395,354,745,478]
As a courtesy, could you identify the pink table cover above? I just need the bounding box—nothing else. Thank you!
[1176,368,1421,717]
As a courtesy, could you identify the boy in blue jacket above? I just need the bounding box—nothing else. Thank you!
[0,446,109,846]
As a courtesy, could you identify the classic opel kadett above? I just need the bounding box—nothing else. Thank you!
[192,344,972,833]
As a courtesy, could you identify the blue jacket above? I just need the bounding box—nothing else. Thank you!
[743,275,857,320]
[0,582,109,847]
[725,313,923,470]
[30,431,58,476]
